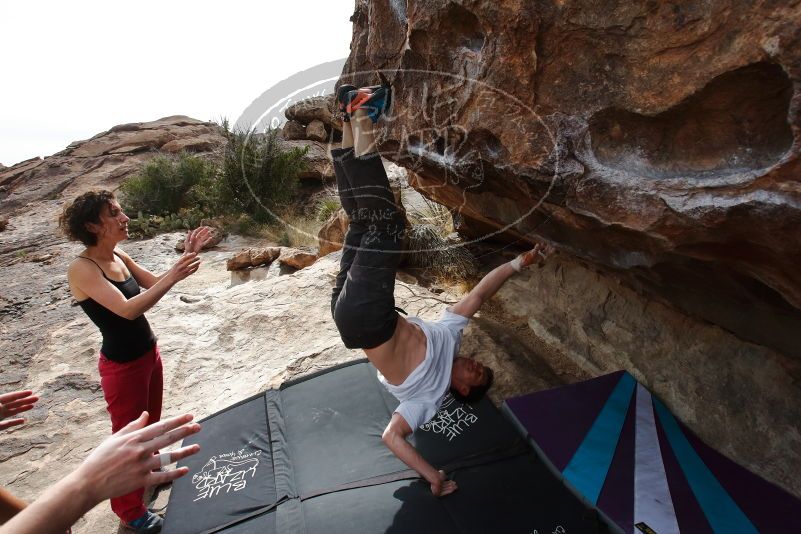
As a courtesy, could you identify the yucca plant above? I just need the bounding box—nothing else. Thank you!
[219,120,308,223]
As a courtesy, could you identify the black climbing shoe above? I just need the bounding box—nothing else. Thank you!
[336,84,358,122]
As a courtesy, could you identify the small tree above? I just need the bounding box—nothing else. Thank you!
[220,121,308,223]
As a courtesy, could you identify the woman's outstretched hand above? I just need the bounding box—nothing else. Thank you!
[167,252,202,283]
[183,226,213,255]
[0,390,39,431]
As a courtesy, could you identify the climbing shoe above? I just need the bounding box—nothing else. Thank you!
[124,510,163,533]
[345,71,392,123]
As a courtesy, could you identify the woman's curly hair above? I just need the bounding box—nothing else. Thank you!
[59,190,116,246]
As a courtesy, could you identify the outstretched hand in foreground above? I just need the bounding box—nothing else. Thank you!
[0,411,201,534]
[0,389,39,431]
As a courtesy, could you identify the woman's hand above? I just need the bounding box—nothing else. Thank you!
[429,470,458,497]
[0,390,39,431]
[73,411,201,504]
[183,227,213,255]
[166,252,201,283]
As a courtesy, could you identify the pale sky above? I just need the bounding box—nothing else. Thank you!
[0,1,353,167]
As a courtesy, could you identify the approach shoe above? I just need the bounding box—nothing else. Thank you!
[124,510,163,533]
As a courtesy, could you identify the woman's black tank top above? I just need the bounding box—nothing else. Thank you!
[76,253,156,362]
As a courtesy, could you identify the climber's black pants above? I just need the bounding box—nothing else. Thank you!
[330,149,405,349]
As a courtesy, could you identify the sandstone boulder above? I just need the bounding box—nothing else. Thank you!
[284,95,340,131]
[251,246,281,266]
[341,1,801,360]
[160,135,219,154]
[282,119,307,140]
[226,250,252,271]
[278,248,317,270]
[278,139,334,182]
[225,246,281,270]
[317,208,349,257]
[306,119,328,142]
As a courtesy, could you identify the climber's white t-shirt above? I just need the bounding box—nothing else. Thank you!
[377,309,470,431]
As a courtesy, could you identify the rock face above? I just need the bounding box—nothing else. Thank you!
[278,248,318,270]
[341,0,801,355]
[342,0,801,495]
[318,208,349,257]
[285,95,341,132]
[306,119,328,142]
[279,139,336,182]
[282,119,307,140]
[0,116,225,216]
[278,96,342,183]
[226,246,281,270]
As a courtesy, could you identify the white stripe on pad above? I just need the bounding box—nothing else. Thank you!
[634,383,680,534]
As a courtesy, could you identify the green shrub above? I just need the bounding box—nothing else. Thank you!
[220,120,308,222]
[119,122,311,240]
[316,194,342,222]
[120,153,218,216]
[126,209,206,239]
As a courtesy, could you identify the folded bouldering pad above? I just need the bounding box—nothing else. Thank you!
[503,371,801,534]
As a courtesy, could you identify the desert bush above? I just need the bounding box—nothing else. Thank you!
[404,223,476,280]
[120,153,218,216]
[404,197,476,280]
[126,209,206,239]
[219,120,308,222]
[315,194,342,222]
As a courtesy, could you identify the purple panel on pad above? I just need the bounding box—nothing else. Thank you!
[596,393,636,532]
[505,371,627,471]
[677,415,801,532]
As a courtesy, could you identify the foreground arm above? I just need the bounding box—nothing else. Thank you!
[450,243,553,319]
[382,413,457,497]
[117,227,212,289]
[0,412,201,534]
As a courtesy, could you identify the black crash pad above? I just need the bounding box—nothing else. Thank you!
[163,360,613,534]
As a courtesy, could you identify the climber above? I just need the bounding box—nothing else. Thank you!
[329,77,554,497]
